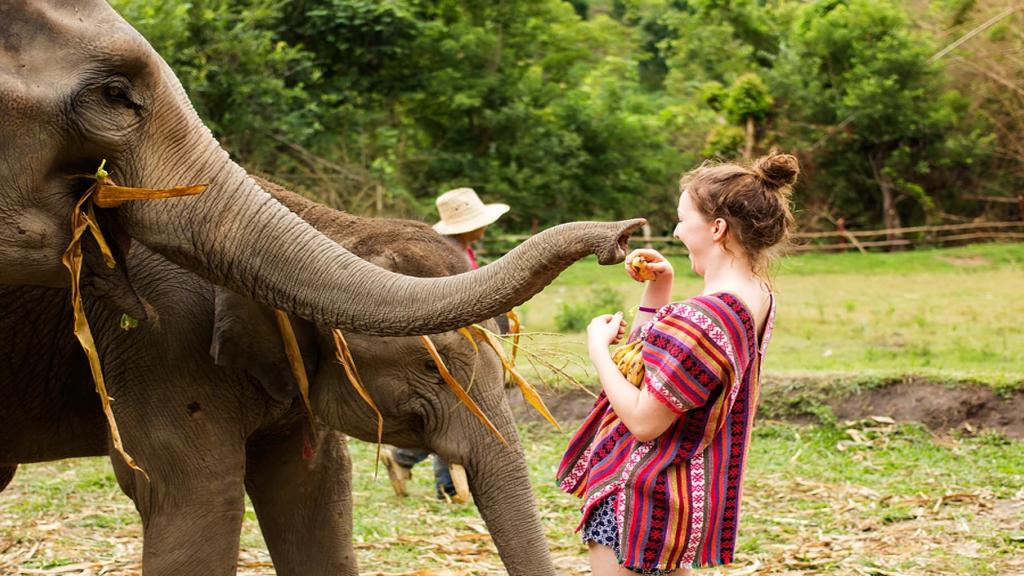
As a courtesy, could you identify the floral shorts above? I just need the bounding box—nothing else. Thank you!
[581,494,676,575]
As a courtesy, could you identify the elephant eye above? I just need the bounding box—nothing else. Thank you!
[104,82,138,109]
[424,359,438,371]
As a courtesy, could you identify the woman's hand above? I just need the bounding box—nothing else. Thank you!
[587,311,627,357]
[624,248,674,283]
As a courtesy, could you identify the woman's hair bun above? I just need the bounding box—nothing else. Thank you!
[752,150,800,190]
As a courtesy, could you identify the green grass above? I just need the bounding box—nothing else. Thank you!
[512,242,1024,391]
[3,422,1021,575]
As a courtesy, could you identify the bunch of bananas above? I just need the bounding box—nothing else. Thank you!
[611,339,646,388]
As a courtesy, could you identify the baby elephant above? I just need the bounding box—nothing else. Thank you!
[209,177,557,576]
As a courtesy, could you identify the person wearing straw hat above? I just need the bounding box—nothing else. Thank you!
[380,187,510,501]
[432,187,510,269]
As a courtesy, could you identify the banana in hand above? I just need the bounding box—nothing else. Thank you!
[625,350,646,387]
[612,339,639,365]
[630,256,658,282]
[610,339,645,388]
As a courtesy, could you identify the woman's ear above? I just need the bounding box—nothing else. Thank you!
[711,218,729,242]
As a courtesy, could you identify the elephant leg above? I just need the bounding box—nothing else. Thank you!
[244,422,357,576]
[0,465,16,492]
[109,392,250,576]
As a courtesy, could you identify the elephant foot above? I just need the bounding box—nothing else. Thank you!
[0,465,17,493]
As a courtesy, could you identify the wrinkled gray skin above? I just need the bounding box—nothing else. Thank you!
[0,179,558,575]
[0,0,641,334]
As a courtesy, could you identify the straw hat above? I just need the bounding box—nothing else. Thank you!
[432,188,509,235]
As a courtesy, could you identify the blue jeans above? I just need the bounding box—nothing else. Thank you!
[392,448,456,499]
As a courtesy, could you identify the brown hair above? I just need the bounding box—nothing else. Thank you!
[681,149,798,282]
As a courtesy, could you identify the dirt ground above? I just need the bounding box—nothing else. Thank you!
[509,379,1024,438]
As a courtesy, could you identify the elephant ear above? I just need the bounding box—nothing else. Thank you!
[210,286,319,402]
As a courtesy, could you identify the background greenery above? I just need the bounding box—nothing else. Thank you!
[109,0,1024,236]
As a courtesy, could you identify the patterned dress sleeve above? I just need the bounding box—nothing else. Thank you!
[640,302,735,417]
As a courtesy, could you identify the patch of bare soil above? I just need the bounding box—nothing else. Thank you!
[831,381,1024,438]
[510,380,1024,438]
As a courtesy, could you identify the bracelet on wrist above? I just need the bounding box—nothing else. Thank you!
[638,305,659,314]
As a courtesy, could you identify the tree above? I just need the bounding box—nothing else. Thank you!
[770,0,992,235]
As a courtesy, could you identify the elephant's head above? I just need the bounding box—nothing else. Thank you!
[0,1,641,335]
[212,178,561,575]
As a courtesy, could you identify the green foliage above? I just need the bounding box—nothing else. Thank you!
[110,0,317,168]
[554,284,624,332]
[702,124,746,158]
[699,81,727,112]
[566,0,590,19]
[109,0,1008,231]
[768,0,993,227]
[723,72,773,123]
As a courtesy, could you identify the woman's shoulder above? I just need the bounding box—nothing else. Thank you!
[658,293,749,323]
[649,294,757,352]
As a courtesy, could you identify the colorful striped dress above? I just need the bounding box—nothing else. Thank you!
[557,292,776,571]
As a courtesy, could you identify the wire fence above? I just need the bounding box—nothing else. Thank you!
[476,220,1024,257]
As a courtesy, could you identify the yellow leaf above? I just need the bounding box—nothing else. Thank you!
[93,184,208,209]
[84,200,116,268]
[506,310,521,370]
[61,187,147,480]
[332,329,384,466]
[466,326,561,432]
[275,310,318,445]
[456,328,478,391]
[457,327,478,356]
[57,160,209,482]
[419,335,508,448]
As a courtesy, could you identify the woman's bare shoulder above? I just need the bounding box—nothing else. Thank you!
[729,285,772,341]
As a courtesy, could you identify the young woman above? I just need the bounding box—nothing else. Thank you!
[558,150,798,575]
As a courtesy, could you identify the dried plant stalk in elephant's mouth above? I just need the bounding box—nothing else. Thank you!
[332,328,384,465]
[62,160,207,481]
[467,324,562,432]
[420,334,509,448]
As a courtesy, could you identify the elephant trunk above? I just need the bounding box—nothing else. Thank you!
[113,77,641,335]
[121,162,639,335]
[105,60,644,336]
[453,394,556,576]
[469,449,556,576]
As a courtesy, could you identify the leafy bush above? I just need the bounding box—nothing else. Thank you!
[555,285,624,333]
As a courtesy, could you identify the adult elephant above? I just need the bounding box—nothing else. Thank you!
[0,178,567,575]
[0,0,640,335]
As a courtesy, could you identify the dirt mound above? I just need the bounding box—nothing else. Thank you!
[509,380,1024,438]
[831,382,1024,437]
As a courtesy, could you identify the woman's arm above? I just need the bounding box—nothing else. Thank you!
[624,249,674,335]
[588,313,678,443]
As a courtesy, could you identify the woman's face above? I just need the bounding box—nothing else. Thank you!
[673,190,716,276]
